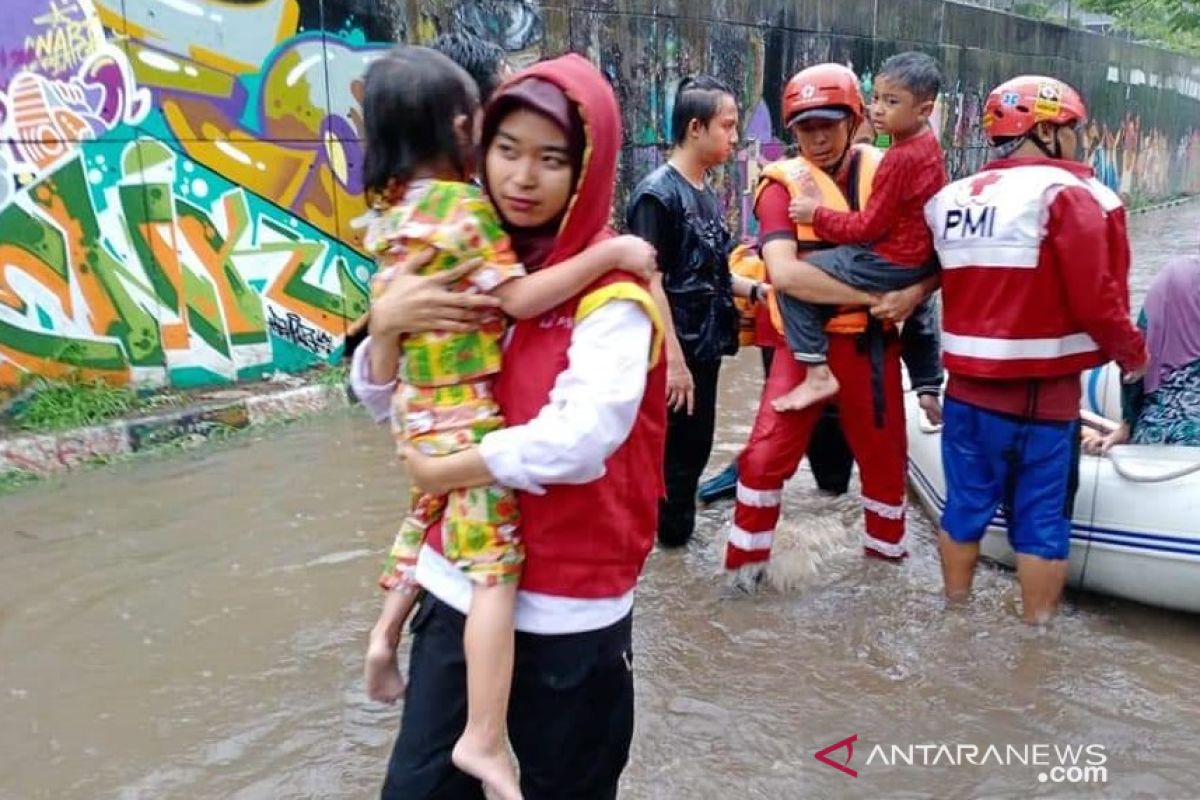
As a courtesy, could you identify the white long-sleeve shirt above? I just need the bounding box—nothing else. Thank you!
[350,299,654,633]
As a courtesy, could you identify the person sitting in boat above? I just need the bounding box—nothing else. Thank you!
[723,63,942,584]
[1085,252,1200,452]
[924,76,1147,624]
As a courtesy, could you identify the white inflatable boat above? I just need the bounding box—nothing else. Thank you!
[905,365,1200,614]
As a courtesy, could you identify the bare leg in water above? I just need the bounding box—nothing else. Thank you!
[939,531,1067,624]
[1014,554,1068,624]
[938,530,978,604]
[452,580,522,800]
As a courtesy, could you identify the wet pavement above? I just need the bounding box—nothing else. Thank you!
[2,202,1198,799]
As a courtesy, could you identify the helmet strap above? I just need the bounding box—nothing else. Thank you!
[991,135,1025,159]
[828,119,856,174]
[1031,124,1062,159]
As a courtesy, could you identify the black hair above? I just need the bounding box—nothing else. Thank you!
[360,46,479,202]
[430,32,508,104]
[670,75,735,146]
[878,51,942,103]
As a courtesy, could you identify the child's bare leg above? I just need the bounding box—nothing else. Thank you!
[365,584,418,704]
[772,362,840,412]
[452,581,522,800]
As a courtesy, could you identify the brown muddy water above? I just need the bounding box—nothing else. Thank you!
[2,203,1199,799]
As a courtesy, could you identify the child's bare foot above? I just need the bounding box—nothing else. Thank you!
[453,734,522,800]
[364,633,405,704]
[772,368,839,412]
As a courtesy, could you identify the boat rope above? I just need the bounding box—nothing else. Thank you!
[1078,368,1115,588]
[1110,457,1200,483]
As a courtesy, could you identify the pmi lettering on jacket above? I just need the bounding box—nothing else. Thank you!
[941,173,1002,239]
[927,166,1101,271]
[925,163,1122,374]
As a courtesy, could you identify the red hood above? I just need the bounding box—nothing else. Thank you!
[495,54,621,266]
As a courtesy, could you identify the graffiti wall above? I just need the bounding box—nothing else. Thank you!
[4,0,1199,392]
[1,0,378,392]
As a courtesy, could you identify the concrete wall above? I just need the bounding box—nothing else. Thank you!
[3,0,1198,392]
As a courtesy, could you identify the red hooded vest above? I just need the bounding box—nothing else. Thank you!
[431,55,668,598]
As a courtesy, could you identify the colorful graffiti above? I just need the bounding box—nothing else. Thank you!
[1082,114,1200,200]
[589,5,1199,242]
[4,0,1200,395]
[2,0,379,393]
[3,0,151,206]
[0,137,370,388]
[2,42,148,177]
[87,0,390,249]
[8,0,105,79]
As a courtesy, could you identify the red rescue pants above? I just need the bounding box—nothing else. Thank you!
[725,332,909,571]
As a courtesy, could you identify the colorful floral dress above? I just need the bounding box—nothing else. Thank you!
[363,180,526,589]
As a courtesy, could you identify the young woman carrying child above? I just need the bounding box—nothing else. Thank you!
[356,47,656,800]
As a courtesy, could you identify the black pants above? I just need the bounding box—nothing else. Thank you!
[779,245,934,363]
[809,404,854,494]
[659,358,722,547]
[382,597,635,800]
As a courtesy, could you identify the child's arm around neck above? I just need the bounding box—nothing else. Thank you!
[494,235,656,319]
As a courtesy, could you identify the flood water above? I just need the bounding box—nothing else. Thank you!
[2,202,1198,799]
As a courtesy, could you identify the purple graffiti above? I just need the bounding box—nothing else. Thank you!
[4,0,102,84]
[1,42,149,174]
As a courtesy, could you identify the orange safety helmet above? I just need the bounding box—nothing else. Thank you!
[982,75,1087,140]
[782,64,865,130]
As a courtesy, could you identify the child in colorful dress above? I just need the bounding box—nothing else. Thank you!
[358,47,653,800]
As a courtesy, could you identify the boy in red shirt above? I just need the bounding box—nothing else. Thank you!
[773,51,949,412]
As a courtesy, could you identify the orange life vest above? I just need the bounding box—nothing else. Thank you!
[729,243,766,346]
[751,146,883,336]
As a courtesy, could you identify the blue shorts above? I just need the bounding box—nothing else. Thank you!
[940,397,1081,560]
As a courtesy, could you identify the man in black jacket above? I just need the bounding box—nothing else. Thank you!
[626,76,760,547]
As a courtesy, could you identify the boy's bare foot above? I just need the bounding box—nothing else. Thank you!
[452,734,522,800]
[772,369,839,413]
[364,633,405,704]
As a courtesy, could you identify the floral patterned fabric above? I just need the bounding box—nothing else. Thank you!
[1132,359,1200,447]
[364,180,525,589]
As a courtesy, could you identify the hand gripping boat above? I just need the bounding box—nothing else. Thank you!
[905,364,1200,614]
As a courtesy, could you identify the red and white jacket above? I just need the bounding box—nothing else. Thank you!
[486,272,665,597]
[421,272,667,624]
[925,157,1145,381]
